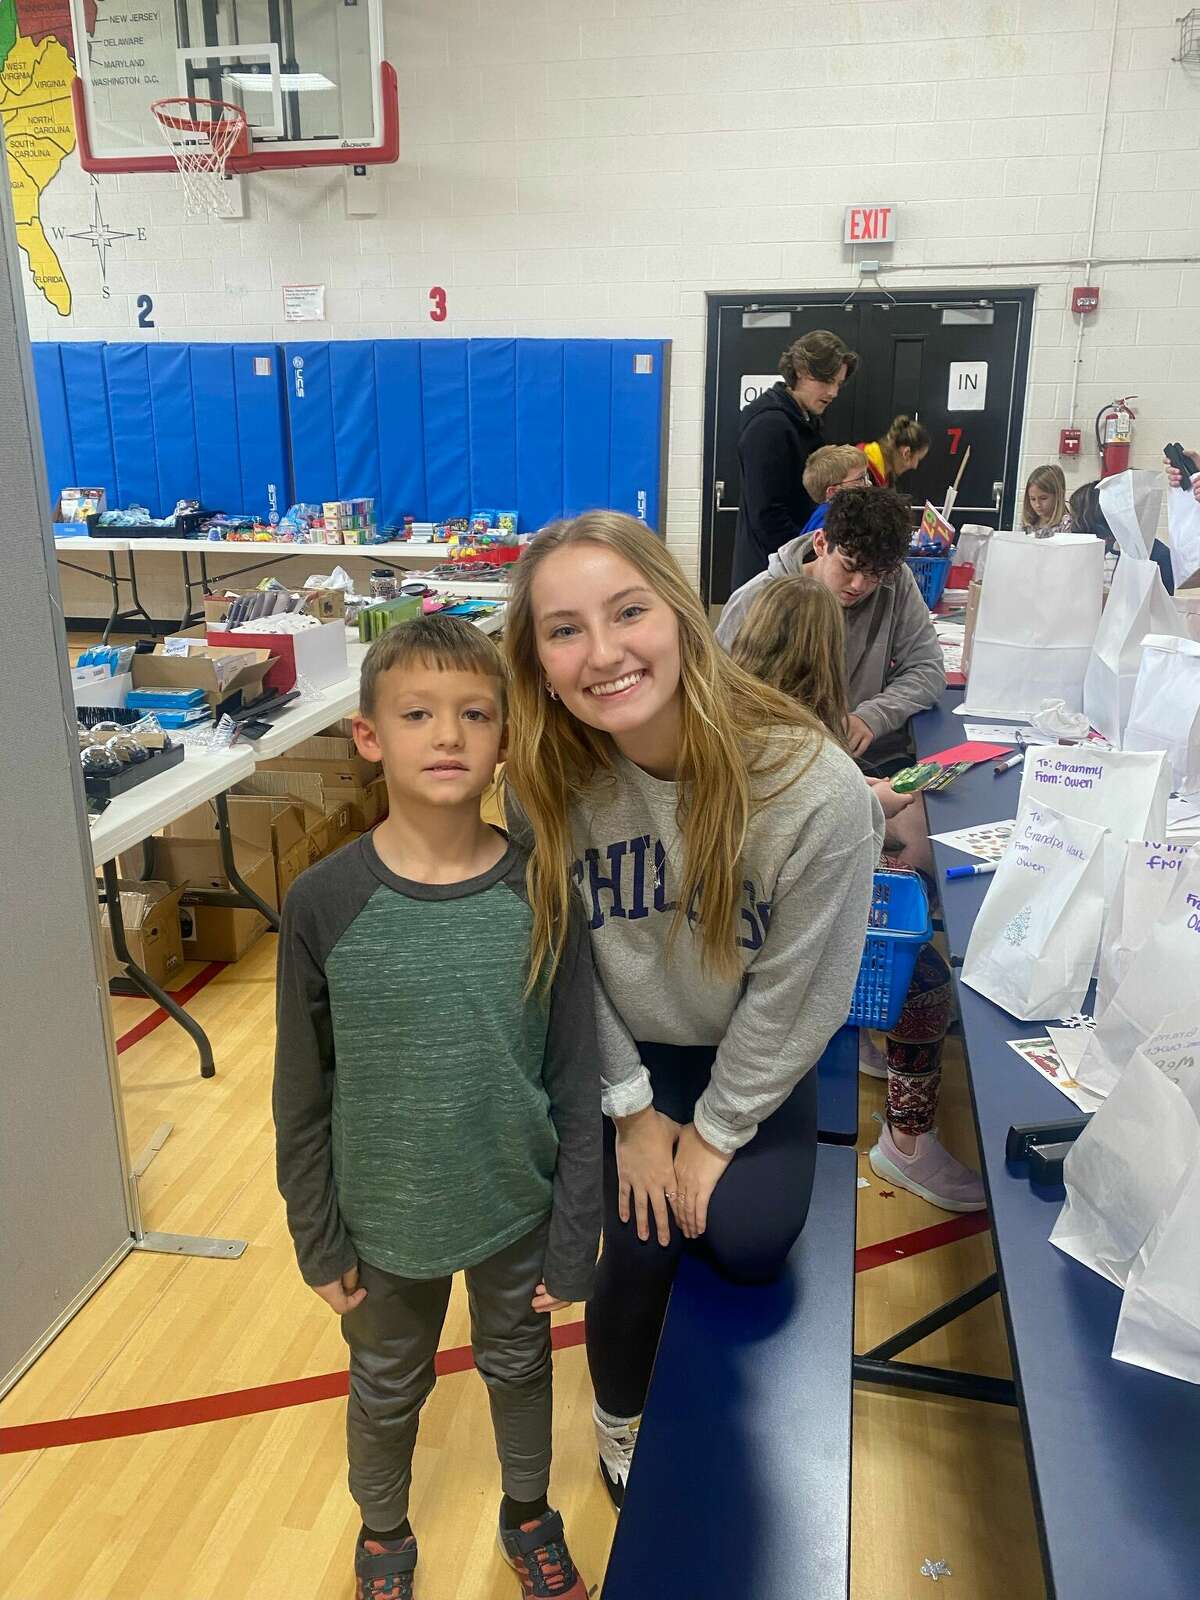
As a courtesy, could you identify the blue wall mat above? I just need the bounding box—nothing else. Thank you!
[285,342,336,507]
[104,345,161,513]
[516,340,564,534]
[147,344,201,514]
[374,340,426,526]
[59,343,116,501]
[420,340,471,521]
[563,341,613,517]
[330,341,383,514]
[31,343,75,510]
[468,339,518,510]
[232,346,290,519]
[189,345,245,515]
[609,340,667,529]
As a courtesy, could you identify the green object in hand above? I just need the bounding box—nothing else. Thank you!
[891,762,940,794]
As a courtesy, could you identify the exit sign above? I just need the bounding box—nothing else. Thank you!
[844,205,896,244]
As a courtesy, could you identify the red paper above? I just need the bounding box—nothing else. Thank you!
[945,670,966,687]
[925,741,1014,767]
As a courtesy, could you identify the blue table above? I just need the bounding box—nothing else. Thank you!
[910,691,1200,1600]
[816,1024,858,1145]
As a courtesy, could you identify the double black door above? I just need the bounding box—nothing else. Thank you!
[701,289,1035,605]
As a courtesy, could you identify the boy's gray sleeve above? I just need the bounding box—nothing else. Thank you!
[853,576,946,737]
[693,785,884,1154]
[541,905,603,1301]
[273,892,357,1288]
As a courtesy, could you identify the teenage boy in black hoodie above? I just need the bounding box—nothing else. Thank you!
[730,329,859,590]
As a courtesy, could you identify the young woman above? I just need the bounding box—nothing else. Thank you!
[728,574,985,1214]
[505,513,883,1506]
[858,414,930,487]
[1021,464,1072,535]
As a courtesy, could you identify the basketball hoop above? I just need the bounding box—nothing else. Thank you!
[150,97,249,217]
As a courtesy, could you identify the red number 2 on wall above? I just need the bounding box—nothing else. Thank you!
[429,286,447,322]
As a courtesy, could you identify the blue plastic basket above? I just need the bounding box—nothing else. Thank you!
[849,871,933,1031]
[906,554,952,608]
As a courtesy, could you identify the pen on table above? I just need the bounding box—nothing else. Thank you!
[946,861,999,880]
[995,751,1024,773]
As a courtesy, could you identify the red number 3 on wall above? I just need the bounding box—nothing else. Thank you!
[429,286,447,322]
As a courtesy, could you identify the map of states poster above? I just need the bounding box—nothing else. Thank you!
[0,0,97,315]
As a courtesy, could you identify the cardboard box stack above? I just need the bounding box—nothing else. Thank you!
[253,720,387,842]
[99,881,185,987]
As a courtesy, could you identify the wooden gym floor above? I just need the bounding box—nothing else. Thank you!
[0,920,1046,1599]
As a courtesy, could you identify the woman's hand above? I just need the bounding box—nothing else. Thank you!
[671,1123,734,1240]
[1165,449,1200,503]
[614,1106,681,1246]
[867,776,917,820]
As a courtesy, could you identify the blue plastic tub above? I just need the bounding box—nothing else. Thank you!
[906,554,952,608]
[848,871,933,1031]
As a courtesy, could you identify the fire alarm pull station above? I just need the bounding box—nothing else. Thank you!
[1071,286,1101,314]
[1059,428,1082,457]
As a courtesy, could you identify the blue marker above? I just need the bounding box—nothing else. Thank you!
[946,861,999,880]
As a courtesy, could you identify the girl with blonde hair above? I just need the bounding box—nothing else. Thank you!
[1021,464,1072,535]
[728,576,984,1214]
[505,511,882,1506]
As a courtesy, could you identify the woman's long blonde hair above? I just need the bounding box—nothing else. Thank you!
[727,576,849,745]
[1022,464,1067,530]
[505,512,824,984]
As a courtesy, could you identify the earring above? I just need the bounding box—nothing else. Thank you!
[545,681,559,701]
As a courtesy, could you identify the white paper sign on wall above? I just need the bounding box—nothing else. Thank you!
[948,361,988,412]
[739,374,779,409]
[282,284,327,322]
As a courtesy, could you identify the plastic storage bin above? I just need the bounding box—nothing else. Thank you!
[849,871,933,1031]
[907,554,952,608]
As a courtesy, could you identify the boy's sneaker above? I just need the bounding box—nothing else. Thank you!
[355,1533,418,1600]
[869,1124,986,1213]
[858,1029,889,1080]
[593,1402,640,1507]
[497,1508,587,1598]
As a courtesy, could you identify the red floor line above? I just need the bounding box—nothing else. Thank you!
[114,961,228,1054]
[1,1226,986,1457]
[854,1210,991,1273]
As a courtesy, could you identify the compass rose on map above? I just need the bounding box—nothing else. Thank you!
[66,184,144,284]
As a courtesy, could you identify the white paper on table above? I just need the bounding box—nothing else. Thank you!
[963,722,1032,743]
[1006,1038,1092,1109]
[1046,1023,1095,1077]
[1098,470,1162,561]
[1167,486,1200,589]
[929,819,1016,862]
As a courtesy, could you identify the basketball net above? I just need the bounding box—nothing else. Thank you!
[151,98,249,217]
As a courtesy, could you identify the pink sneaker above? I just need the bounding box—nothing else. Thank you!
[869,1124,986,1213]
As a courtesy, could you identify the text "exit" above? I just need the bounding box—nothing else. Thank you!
[843,205,896,244]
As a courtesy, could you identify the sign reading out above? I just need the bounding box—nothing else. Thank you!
[843,205,896,244]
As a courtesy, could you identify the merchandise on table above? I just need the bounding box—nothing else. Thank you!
[56,487,108,522]
[89,499,209,537]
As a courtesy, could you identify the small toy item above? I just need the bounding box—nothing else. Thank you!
[891,761,941,794]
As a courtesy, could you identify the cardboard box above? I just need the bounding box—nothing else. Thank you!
[259,731,379,792]
[178,852,277,963]
[961,579,983,681]
[343,776,388,833]
[165,794,307,873]
[202,588,345,628]
[100,881,184,988]
[204,619,349,694]
[277,835,320,904]
[236,770,326,831]
[145,837,280,912]
[132,645,272,715]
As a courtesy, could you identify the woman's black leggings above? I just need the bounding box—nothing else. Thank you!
[585,1042,819,1419]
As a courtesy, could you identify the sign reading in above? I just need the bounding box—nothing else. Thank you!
[843,205,896,244]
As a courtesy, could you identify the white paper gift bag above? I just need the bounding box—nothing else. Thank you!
[1051,1010,1200,1289]
[1016,744,1170,906]
[964,534,1104,718]
[960,802,1106,1021]
[1096,840,1196,1020]
[1076,849,1200,1100]
[1114,1086,1200,1386]
[1125,633,1200,795]
[1082,558,1182,746]
[1167,484,1200,589]
[1098,469,1163,561]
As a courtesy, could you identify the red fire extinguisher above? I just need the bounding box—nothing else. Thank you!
[1095,395,1136,476]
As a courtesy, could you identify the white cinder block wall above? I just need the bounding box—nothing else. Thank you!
[23,0,1200,584]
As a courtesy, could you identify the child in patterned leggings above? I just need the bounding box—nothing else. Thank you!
[726,573,985,1212]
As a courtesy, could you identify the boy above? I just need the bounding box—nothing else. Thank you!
[274,614,600,1600]
[716,485,944,774]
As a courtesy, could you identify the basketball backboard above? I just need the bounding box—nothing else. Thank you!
[69,0,398,173]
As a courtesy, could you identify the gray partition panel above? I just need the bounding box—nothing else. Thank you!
[0,162,135,1392]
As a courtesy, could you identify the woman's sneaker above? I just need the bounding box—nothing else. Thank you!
[869,1124,986,1213]
[593,1403,640,1507]
[355,1533,417,1600]
[497,1507,587,1598]
[858,1029,889,1080]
